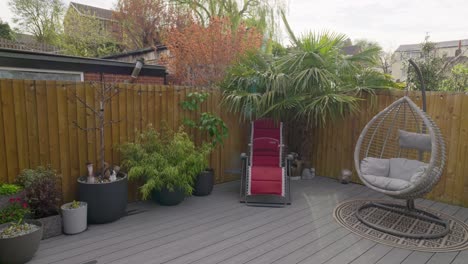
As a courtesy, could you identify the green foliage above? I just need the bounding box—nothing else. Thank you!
[405,38,446,91]
[0,20,14,40]
[181,92,209,111]
[181,92,229,147]
[440,64,468,92]
[120,126,210,199]
[199,113,229,146]
[8,0,64,45]
[68,200,81,209]
[0,184,22,196]
[17,166,61,219]
[222,29,394,126]
[0,198,30,224]
[174,0,287,38]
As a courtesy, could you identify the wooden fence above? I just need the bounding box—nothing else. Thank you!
[0,79,248,201]
[307,90,468,207]
[2,79,468,207]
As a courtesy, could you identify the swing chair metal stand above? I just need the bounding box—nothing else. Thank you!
[356,199,450,239]
[355,59,450,239]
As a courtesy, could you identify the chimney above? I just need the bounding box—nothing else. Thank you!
[455,40,462,56]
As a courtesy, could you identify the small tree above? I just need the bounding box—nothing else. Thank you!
[440,64,468,92]
[405,39,446,91]
[8,0,64,44]
[71,82,120,180]
[0,20,14,40]
[162,17,262,86]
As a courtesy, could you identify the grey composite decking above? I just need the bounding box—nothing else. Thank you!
[29,176,468,264]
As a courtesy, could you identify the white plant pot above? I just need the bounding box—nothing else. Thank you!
[61,202,87,235]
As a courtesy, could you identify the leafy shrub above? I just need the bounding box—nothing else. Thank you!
[120,126,210,199]
[181,92,229,147]
[0,184,22,196]
[0,198,30,224]
[17,166,62,219]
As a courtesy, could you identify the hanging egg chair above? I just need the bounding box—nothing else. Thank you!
[353,60,447,239]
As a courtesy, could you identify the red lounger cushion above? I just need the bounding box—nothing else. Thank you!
[250,166,283,195]
[252,138,280,167]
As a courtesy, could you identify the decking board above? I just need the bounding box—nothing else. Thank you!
[28,176,468,264]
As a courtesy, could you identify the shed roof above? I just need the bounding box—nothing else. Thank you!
[0,48,167,77]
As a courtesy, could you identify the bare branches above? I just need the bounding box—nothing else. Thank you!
[70,82,121,175]
[72,94,100,116]
[72,121,99,132]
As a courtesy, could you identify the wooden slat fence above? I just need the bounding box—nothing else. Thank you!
[0,79,248,201]
[307,90,468,207]
[2,80,468,207]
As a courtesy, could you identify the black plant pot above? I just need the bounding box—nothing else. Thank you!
[0,219,43,264]
[152,187,185,206]
[77,173,128,224]
[194,169,214,196]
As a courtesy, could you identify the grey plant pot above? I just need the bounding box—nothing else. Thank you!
[0,219,43,264]
[77,173,128,224]
[37,214,62,239]
[61,202,87,235]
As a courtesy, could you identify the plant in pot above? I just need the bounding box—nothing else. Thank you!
[61,200,87,235]
[120,126,209,205]
[16,166,62,239]
[0,218,43,264]
[0,183,24,210]
[71,82,128,224]
[181,92,229,196]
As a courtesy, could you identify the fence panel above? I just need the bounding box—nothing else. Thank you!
[307,90,468,206]
[0,79,248,201]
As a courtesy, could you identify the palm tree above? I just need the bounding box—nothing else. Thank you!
[222,14,394,126]
[222,14,395,158]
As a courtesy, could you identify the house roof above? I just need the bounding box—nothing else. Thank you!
[342,45,361,56]
[101,45,168,59]
[0,48,167,77]
[69,2,115,21]
[396,39,468,52]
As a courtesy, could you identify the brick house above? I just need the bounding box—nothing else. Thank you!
[65,2,123,41]
[0,48,167,84]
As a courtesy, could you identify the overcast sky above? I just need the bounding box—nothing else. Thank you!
[0,0,467,51]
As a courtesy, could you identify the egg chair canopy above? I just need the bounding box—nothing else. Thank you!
[354,96,447,239]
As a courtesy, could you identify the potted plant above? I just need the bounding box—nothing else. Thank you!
[17,166,62,239]
[120,126,209,205]
[0,219,43,264]
[71,82,128,224]
[61,200,87,235]
[181,92,229,196]
[0,198,30,225]
[0,183,24,210]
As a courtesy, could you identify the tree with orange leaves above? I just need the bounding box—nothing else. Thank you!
[162,17,262,86]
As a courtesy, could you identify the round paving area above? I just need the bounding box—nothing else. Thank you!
[333,199,468,252]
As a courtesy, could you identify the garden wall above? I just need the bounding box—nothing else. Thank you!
[0,79,248,201]
[306,89,468,207]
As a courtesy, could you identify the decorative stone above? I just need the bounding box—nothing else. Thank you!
[341,169,352,184]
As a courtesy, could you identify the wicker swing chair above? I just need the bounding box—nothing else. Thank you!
[353,60,447,239]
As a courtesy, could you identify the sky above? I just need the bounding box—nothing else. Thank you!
[0,0,467,51]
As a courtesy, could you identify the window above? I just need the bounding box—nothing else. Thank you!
[0,67,83,81]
